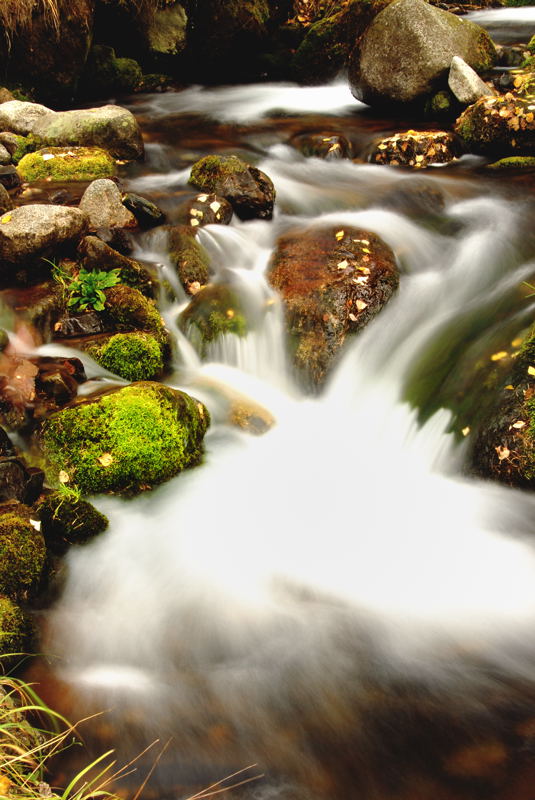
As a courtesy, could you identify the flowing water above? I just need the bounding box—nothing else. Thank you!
[36,11,535,799]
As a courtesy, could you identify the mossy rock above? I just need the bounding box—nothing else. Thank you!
[0,596,34,664]
[167,225,210,292]
[0,513,46,600]
[189,155,275,221]
[454,94,535,156]
[78,236,156,298]
[36,490,108,555]
[486,156,535,170]
[11,133,42,165]
[40,382,210,495]
[81,45,143,98]
[179,284,247,357]
[17,147,116,183]
[104,284,167,343]
[87,332,164,382]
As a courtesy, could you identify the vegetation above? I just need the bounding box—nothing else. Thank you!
[103,285,167,343]
[64,268,122,313]
[0,598,34,667]
[0,514,46,601]
[87,332,164,382]
[0,0,60,44]
[36,488,109,554]
[17,148,116,183]
[40,382,209,495]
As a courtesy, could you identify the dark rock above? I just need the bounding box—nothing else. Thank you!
[375,178,446,219]
[455,93,535,156]
[291,132,352,159]
[368,130,462,167]
[104,284,168,343]
[37,490,108,555]
[80,45,142,98]
[54,310,112,339]
[0,459,44,505]
[349,0,496,107]
[0,184,12,214]
[179,284,247,357]
[121,193,166,229]
[0,165,21,190]
[0,283,65,341]
[189,155,275,221]
[0,330,8,351]
[77,236,156,297]
[167,224,210,292]
[0,132,20,155]
[268,225,399,389]
[0,427,14,456]
[176,193,233,228]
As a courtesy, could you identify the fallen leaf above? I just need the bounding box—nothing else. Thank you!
[528,366,535,376]
[511,421,526,429]
[226,309,235,319]
[29,519,42,531]
[505,384,514,390]
[462,427,470,437]
[348,313,358,322]
[42,153,55,160]
[337,260,349,270]
[97,453,114,467]
[495,445,510,461]
[335,230,345,240]
[197,194,208,202]
[58,470,70,483]
[209,201,221,213]
[356,299,368,312]
[1,213,11,223]
[491,351,508,361]
[511,337,523,347]
[190,218,200,227]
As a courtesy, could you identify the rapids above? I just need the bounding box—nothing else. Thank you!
[41,13,535,798]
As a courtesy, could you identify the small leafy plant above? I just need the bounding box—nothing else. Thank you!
[67,268,121,313]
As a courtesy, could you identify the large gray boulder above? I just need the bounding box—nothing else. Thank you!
[448,56,496,105]
[0,102,143,160]
[0,204,88,266]
[349,0,496,107]
[79,179,137,231]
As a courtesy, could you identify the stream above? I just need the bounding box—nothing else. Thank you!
[31,8,535,800]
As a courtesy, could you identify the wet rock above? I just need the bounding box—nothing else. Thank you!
[268,225,399,389]
[0,354,38,429]
[0,458,44,505]
[485,156,535,171]
[85,332,164,382]
[0,101,143,161]
[77,236,155,297]
[0,428,14,456]
[369,130,462,167]
[228,396,275,436]
[0,205,88,269]
[0,132,20,156]
[291,132,352,159]
[40,381,210,495]
[121,193,165,229]
[167,224,210,292]
[80,45,142,98]
[0,165,21,190]
[448,56,496,105]
[79,179,136,232]
[0,596,34,665]
[0,510,46,600]
[104,284,168,343]
[33,356,85,411]
[54,310,112,338]
[176,193,233,229]
[179,284,247,357]
[0,282,65,340]
[189,155,275,221]
[17,147,116,183]
[349,0,496,107]
[0,143,10,165]
[146,2,187,57]
[36,490,108,555]
[0,330,8,352]
[455,93,535,156]
[0,184,12,214]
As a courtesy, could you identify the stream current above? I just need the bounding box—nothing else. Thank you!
[39,11,535,799]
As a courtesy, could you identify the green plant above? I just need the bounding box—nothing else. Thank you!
[67,269,121,313]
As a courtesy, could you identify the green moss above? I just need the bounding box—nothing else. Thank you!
[528,35,535,55]
[104,284,167,343]
[486,156,535,170]
[82,45,142,96]
[189,155,247,192]
[36,490,108,554]
[40,382,210,495]
[0,514,46,600]
[114,58,143,93]
[291,10,349,84]
[17,147,116,183]
[88,332,164,382]
[11,134,43,165]
[0,596,34,663]
[180,284,247,356]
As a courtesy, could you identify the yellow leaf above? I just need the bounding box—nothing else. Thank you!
[226,308,235,319]
[511,421,526,429]
[526,112,534,123]
[511,337,523,347]
[1,213,11,224]
[0,776,11,795]
[348,313,358,322]
[528,366,535,376]
[462,427,470,437]
[495,445,510,461]
[491,351,508,361]
[97,453,114,467]
[335,230,345,240]
[505,384,514,390]
[58,470,70,483]
[337,260,349,270]
[356,299,368,312]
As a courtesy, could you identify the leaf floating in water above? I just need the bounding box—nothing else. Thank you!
[495,445,510,461]
[98,453,114,467]
[490,351,508,361]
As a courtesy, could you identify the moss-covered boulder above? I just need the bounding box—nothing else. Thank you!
[167,224,210,292]
[0,596,34,663]
[77,236,156,297]
[454,93,535,156]
[80,45,143,98]
[486,156,535,170]
[368,130,462,168]
[189,155,275,221]
[349,0,496,107]
[40,382,210,495]
[0,513,46,600]
[17,147,116,183]
[268,225,399,389]
[36,490,108,555]
[86,332,164,382]
[104,284,168,343]
[179,284,247,356]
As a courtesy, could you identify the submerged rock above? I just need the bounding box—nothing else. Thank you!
[455,93,535,156]
[0,205,88,269]
[179,284,247,356]
[79,179,137,232]
[17,147,116,183]
[369,130,461,168]
[189,155,275,221]
[40,382,210,495]
[269,225,399,389]
[167,224,210,292]
[37,490,108,555]
[0,511,46,600]
[349,0,496,107]
[176,193,233,229]
[291,132,352,160]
